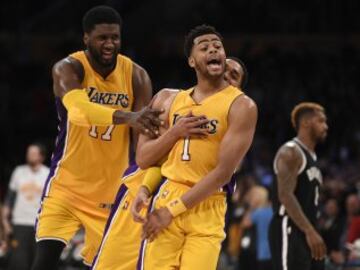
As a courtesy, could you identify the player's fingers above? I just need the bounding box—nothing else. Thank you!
[319,242,326,260]
[132,211,146,223]
[144,113,163,127]
[140,124,158,138]
[314,243,322,260]
[187,119,209,128]
[142,224,151,239]
[309,243,316,259]
[148,108,165,117]
[184,111,193,117]
[189,128,209,135]
[322,243,327,258]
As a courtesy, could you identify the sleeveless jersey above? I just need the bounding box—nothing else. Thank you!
[161,85,242,191]
[43,51,134,207]
[272,138,322,226]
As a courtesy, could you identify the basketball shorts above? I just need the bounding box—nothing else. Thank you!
[269,215,324,270]
[138,180,227,270]
[92,167,147,270]
[35,194,111,266]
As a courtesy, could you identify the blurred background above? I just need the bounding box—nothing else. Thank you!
[0,0,359,269]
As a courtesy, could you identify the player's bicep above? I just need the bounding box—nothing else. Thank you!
[52,58,83,98]
[276,146,303,195]
[132,63,152,112]
[136,93,162,149]
[217,96,257,176]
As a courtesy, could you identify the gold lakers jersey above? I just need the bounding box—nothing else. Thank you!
[161,86,243,185]
[43,51,134,209]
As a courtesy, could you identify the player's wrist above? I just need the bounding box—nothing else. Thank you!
[165,198,187,218]
[113,110,132,125]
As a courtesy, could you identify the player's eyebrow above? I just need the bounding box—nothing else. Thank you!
[195,37,221,45]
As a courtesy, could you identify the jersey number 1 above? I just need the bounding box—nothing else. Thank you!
[89,125,115,141]
[181,137,191,161]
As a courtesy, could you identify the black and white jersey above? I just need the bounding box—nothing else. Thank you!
[272,137,322,226]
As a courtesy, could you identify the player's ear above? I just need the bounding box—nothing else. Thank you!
[188,57,195,68]
[302,117,311,129]
[83,33,89,46]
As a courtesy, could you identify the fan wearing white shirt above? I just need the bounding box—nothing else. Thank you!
[2,143,49,270]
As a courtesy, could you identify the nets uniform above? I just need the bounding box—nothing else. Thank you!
[35,51,134,265]
[138,86,242,270]
[269,138,324,270]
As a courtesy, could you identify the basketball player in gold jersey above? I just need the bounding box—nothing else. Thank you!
[32,6,161,270]
[132,25,257,270]
[90,57,248,270]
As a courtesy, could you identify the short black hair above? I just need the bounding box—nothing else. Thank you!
[184,24,223,58]
[227,56,249,89]
[82,6,122,33]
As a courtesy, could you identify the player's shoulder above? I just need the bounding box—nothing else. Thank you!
[229,94,257,121]
[157,88,180,98]
[277,140,303,163]
[52,56,84,78]
[151,88,180,111]
[234,94,257,110]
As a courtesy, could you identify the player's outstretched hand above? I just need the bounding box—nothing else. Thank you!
[128,107,164,138]
[171,111,210,139]
[142,207,172,242]
[131,186,151,223]
[305,228,327,260]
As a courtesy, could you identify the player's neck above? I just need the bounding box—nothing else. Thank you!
[193,77,228,102]
[296,132,316,152]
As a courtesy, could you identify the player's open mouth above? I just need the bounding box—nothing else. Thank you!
[102,51,114,60]
[207,59,222,71]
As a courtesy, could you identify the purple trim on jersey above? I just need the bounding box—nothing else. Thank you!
[40,98,68,199]
[35,98,68,232]
[137,178,166,270]
[122,161,139,178]
[91,184,128,269]
[223,174,237,195]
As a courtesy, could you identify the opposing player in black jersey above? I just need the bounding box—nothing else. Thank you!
[270,102,328,270]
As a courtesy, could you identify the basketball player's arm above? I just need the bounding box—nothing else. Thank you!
[131,62,155,146]
[276,146,326,260]
[180,96,257,208]
[52,58,161,136]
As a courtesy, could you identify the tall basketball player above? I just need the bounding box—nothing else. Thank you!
[32,6,161,270]
[269,102,328,270]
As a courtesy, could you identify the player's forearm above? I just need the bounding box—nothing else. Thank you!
[279,193,315,233]
[136,128,179,169]
[181,166,232,209]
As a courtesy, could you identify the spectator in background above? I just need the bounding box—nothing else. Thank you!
[328,193,360,266]
[241,186,273,270]
[1,143,49,270]
[319,198,346,265]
